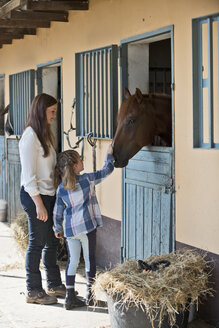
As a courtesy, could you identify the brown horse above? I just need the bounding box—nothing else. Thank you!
[113,88,171,168]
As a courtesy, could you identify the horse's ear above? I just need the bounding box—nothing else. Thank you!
[135,88,143,104]
[124,88,131,99]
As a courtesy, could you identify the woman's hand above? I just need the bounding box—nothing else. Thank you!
[36,204,48,222]
[32,195,48,222]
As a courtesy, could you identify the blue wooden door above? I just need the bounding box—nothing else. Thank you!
[8,69,35,222]
[7,139,22,223]
[121,147,174,260]
[0,136,7,200]
[120,26,175,261]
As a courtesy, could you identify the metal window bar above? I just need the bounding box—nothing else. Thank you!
[75,45,118,139]
[9,70,35,135]
[149,67,171,95]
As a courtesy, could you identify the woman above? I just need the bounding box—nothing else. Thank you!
[19,93,65,305]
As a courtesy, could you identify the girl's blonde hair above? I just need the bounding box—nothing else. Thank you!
[54,150,80,190]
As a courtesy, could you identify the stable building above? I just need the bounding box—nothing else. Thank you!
[0,0,218,324]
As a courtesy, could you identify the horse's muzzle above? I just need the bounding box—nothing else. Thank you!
[114,159,129,168]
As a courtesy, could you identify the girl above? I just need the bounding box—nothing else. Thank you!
[19,94,65,305]
[53,145,114,309]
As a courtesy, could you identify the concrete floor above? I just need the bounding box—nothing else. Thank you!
[0,221,215,328]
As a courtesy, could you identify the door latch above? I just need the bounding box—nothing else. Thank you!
[164,185,174,194]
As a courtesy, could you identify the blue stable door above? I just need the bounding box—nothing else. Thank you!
[121,147,174,260]
[120,26,175,261]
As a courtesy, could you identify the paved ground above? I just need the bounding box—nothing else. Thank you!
[0,221,215,328]
[0,222,110,328]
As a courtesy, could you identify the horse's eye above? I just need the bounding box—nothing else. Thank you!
[127,118,135,125]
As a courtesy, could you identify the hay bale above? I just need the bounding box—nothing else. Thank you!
[11,212,28,256]
[94,249,213,328]
[11,211,68,261]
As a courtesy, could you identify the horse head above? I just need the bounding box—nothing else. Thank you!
[113,88,156,168]
[0,104,14,136]
[113,88,171,168]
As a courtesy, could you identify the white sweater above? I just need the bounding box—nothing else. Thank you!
[19,127,56,197]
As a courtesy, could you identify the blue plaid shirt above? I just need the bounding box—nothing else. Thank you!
[53,153,114,237]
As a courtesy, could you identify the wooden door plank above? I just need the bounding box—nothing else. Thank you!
[128,184,136,260]
[127,159,169,175]
[152,190,161,255]
[160,192,171,254]
[0,136,6,200]
[125,184,130,260]
[7,139,21,222]
[136,185,144,260]
[14,162,22,221]
[126,168,170,186]
[143,188,152,258]
[133,149,170,163]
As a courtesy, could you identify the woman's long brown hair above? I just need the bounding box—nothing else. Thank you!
[25,93,57,157]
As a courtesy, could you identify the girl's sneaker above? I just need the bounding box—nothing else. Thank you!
[64,288,85,310]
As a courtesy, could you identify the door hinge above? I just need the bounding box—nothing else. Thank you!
[121,246,125,262]
[171,82,175,90]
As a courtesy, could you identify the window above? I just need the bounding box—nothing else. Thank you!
[9,70,35,135]
[75,45,118,139]
[192,13,219,148]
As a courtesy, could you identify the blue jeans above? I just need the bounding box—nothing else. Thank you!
[20,186,62,291]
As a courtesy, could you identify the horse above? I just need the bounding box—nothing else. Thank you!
[113,88,171,168]
[0,104,14,135]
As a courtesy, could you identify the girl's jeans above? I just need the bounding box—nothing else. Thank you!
[20,186,62,291]
[65,229,96,288]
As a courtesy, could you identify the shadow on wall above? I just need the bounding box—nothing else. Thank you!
[96,216,121,269]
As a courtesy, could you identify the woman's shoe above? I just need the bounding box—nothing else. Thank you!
[26,289,57,305]
[64,288,85,310]
[47,284,66,298]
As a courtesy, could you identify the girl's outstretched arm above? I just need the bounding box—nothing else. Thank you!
[87,143,114,185]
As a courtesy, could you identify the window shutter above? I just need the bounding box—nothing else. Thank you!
[9,69,35,135]
[75,45,118,139]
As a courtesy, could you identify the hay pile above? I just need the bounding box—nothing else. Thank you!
[11,212,29,255]
[11,211,68,261]
[94,250,213,327]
